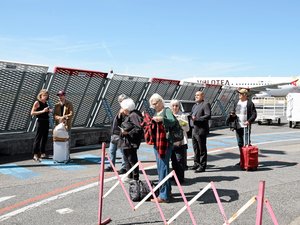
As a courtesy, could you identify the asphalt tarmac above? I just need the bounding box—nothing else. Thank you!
[0,122,299,225]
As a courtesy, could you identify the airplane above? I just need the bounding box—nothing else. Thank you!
[182,76,300,97]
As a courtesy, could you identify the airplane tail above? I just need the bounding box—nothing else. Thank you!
[291,78,299,86]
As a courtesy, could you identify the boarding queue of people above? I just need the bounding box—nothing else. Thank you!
[31,89,256,203]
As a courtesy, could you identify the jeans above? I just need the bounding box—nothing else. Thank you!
[235,127,251,148]
[154,145,173,200]
[107,141,126,169]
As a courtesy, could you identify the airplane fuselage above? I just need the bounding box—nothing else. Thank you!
[184,77,291,88]
[183,76,300,97]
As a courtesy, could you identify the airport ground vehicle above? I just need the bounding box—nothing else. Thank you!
[286,93,300,128]
[252,97,286,125]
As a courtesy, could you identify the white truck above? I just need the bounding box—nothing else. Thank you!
[286,93,300,128]
[252,97,286,125]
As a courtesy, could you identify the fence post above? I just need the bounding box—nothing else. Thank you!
[255,181,265,225]
[98,142,111,225]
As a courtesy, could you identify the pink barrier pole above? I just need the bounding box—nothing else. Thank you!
[104,154,136,210]
[264,199,279,225]
[98,143,111,225]
[255,181,265,225]
[139,162,167,224]
[210,182,229,225]
[172,170,197,225]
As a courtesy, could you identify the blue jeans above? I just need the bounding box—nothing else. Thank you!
[154,145,173,200]
[107,141,126,170]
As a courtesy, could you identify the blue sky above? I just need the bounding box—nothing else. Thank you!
[1,0,299,80]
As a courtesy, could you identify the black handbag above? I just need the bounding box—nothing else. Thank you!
[110,134,120,145]
[162,108,184,142]
[169,119,184,142]
[121,121,135,132]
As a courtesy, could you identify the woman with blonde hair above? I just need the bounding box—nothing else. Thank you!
[31,89,52,161]
[148,93,176,203]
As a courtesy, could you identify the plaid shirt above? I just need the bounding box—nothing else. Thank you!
[141,113,154,145]
[142,112,168,158]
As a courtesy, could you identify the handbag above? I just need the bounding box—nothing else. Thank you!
[169,119,184,142]
[110,134,120,145]
[121,121,135,132]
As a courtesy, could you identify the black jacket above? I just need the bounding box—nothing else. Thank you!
[111,112,126,136]
[191,101,211,135]
[226,99,257,127]
[121,110,143,149]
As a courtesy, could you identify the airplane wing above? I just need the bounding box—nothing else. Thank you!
[250,79,300,97]
[251,79,299,92]
[250,82,293,92]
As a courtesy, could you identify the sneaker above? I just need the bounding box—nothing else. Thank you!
[33,155,39,161]
[189,164,199,170]
[195,167,205,173]
[41,153,47,159]
[118,168,127,175]
[104,167,113,172]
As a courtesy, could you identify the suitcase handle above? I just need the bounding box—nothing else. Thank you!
[243,126,251,146]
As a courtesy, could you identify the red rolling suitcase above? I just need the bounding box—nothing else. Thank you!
[240,127,258,171]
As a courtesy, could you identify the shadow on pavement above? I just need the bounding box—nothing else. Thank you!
[118,220,163,225]
[170,188,239,204]
[259,160,298,169]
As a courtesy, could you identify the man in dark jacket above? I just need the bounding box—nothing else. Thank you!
[190,91,211,173]
[229,88,257,165]
[105,94,128,174]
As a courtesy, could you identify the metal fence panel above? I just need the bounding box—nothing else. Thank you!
[92,74,149,126]
[0,61,48,132]
[138,78,180,115]
[47,67,108,128]
[211,87,237,116]
[175,81,205,100]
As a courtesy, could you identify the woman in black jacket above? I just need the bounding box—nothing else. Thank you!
[120,98,143,181]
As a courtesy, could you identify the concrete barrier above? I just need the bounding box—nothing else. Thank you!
[0,127,110,156]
